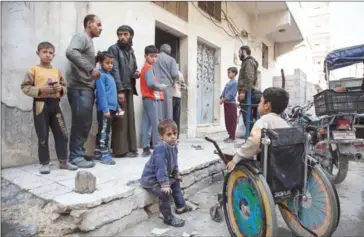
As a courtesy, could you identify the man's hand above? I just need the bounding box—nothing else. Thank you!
[118,93,126,104]
[226,160,237,172]
[160,84,168,90]
[238,92,245,102]
[104,111,111,118]
[53,83,62,93]
[161,187,172,195]
[133,71,140,79]
[91,68,100,80]
[39,85,55,94]
[115,108,124,119]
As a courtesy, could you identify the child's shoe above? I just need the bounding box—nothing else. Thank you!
[175,205,193,214]
[39,164,50,174]
[100,153,116,165]
[59,160,78,170]
[163,215,185,227]
[142,147,152,157]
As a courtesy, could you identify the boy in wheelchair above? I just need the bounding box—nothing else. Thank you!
[227,87,290,172]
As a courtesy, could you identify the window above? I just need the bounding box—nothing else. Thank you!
[198,1,221,22]
[153,2,188,21]
[262,43,269,69]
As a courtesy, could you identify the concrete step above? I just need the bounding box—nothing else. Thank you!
[1,140,227,236]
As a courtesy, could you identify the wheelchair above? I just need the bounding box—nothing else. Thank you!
[205,126,340,237]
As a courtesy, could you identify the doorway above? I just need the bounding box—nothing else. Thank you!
[155,27,180,64]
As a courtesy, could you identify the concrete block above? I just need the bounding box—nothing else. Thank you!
[183,176,213,199]
[75,171,96,194]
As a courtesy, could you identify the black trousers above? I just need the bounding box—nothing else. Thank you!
[96,110,115,154]
[173,97,181,138]
[33,99,68,165]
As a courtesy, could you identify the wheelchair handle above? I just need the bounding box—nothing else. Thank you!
[262,128,278,139]
[205,136,228,164]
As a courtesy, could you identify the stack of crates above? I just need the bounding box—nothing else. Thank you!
[273,69,307,106]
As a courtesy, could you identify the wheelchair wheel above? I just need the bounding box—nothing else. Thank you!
[279,165,339,237]
[222,165,277,237]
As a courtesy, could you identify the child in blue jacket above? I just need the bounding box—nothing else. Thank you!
[140,120,192,227]
[94,51,123,165]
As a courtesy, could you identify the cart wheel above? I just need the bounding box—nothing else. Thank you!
[222,166,277,237]
[279,165,339,237]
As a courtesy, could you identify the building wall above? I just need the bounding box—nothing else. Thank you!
[1,2,278,167]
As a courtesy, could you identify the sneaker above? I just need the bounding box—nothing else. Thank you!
[71,159,95,168]
[142,148,151,157]
[163,215,185,227]
[59,160,78,170]
[115,151,138,158]
[99,154,116,165]
[223,138,235,143]
[39,165,50,174]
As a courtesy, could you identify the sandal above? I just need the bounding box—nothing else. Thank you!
[175,205,193,214]
[163,215,185,227]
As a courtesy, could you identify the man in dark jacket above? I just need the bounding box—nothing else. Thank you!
[108,25,140,157]
[237,45,260,130]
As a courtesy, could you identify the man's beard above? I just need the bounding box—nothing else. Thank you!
[239,54,246,61]
[117,38,133,49]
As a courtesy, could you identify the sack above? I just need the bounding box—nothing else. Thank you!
[236,112,246,138]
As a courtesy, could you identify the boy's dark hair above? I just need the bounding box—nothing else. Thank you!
[83,14,96,29]
[240,45,251,55]
[145,45,158,55]
[158,120,177,136]
[262,87,289,114]
[227,67,238,75]
[95,51,114,63]
[37,42,55,51]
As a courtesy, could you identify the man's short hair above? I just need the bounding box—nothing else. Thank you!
[160,44,172,54]
[37,41,55,51]
[227,67,238,75]
[158,120,177,136]
[83,14,96,29]
[262,87,289,114]
[145,45,158,55]
[240,45,251,55]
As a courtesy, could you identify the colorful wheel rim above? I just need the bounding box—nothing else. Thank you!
[280,168,334,236]
[226,169,266,237]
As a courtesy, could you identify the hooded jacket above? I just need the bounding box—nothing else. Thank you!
[238,56,259,93]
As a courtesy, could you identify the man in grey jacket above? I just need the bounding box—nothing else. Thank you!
[108,25,140,157]
[153,44,179,120]
[65,14,102,168]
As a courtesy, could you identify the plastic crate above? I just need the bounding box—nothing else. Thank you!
[313,89,364,116]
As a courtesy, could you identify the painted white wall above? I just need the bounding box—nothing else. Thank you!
[1,1,302,167]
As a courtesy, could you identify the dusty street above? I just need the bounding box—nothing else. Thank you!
[121,161,364,237]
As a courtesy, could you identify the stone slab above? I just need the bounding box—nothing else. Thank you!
[1,138,234,209]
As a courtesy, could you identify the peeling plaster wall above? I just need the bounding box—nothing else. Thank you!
[1,2,280,168]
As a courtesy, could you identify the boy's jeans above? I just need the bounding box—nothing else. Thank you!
[33,98,68,165]
[95,110,115,157]
[67,87,94,163]
[141,98,160,148]
[145,178,186,219]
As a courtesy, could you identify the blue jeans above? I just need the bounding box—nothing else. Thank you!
[141,98,160,148]
[67,87,95,163]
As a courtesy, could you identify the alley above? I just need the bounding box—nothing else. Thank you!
[121,161,364,237]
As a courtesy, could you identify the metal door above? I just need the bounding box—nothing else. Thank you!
[196,42,216,124]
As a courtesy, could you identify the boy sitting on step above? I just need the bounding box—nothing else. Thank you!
[140,120,192,227]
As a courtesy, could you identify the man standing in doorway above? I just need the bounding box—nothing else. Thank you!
[65,14,102,168]
[237,45,260,130]
[153,44,179,120]
[108,25,140,157]
[172,65,186,139]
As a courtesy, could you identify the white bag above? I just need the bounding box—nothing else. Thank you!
[235,112,246,138]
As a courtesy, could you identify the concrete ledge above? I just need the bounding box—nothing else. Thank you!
[1,139,232,236]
